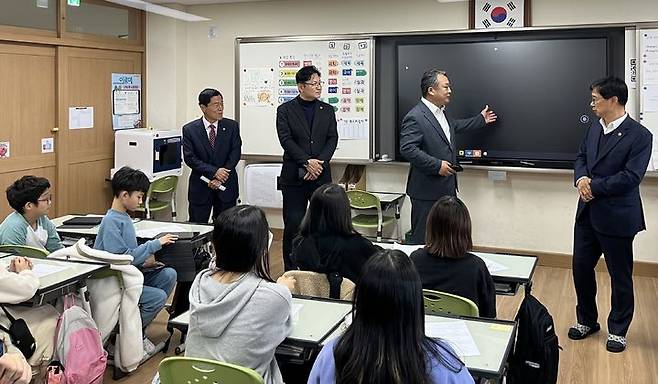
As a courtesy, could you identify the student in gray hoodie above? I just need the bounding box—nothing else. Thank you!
[185,205,296,384]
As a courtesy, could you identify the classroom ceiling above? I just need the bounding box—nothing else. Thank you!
[149,0,274,4]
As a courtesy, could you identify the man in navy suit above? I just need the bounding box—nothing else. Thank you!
[183,88,242,223]
[569,77,652,353]
[400,69,497,244]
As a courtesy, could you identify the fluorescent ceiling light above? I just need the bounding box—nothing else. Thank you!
[105,0,211,21]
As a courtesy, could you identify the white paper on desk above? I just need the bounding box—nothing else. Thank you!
[477,255,509,273]
[135,224,189,239]
[425,320,480,357]
[392,242,424,256]
[0,261,68,278]
[32,263,69,278]
[291,303,303,322]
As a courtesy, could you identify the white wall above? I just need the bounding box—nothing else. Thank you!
[146,0,658,262]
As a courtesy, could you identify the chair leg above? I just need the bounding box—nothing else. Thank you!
[376,230,382,242]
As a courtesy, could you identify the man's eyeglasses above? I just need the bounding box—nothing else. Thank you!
[37,195,53,204]
[304,81,324,87]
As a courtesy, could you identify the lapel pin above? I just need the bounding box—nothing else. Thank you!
[618,132,622,136]
[222,127,226,131]
[320,106,323,110]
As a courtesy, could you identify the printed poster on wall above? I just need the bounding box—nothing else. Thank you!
[274,40,371,141]
[111,73,142,130]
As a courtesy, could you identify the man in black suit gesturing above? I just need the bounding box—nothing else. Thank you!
[277,66,338,270]
[183,88,242,223]
[400,69,497,245]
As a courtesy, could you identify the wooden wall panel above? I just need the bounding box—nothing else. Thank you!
[0,167,57,220]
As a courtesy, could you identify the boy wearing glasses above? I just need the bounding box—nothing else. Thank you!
[276,65,338,271]
[0,176,63,253]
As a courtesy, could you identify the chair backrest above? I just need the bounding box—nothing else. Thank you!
[422,289,479,317]
[87,268,124,288]
[158,357,264,384]
[0,244,49,259]
[282,270,355,300]
[346,190,380,211]
[148,175,178,198]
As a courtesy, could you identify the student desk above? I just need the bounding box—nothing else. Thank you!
[322,312,516,382]
[0,254,107,313]
[166,296,353,356]
[51,214,213,281]
[52,214,215,318]
[373,242,538,295]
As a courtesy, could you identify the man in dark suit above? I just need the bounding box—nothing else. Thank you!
[569,76,652,353]
[400,69,497,245]
[277,66,338,271]
[182,88,242,223]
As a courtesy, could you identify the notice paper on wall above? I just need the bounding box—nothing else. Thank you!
[69,107,94,129]
[425,319,481,357]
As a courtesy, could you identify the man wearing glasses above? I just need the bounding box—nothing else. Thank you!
[276,65,338,270]
[569,76,652,353]
[183,88,242,223]
[0,175,63,252]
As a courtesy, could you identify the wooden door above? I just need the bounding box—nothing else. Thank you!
[56,47,142,215]
[0,43,57,219]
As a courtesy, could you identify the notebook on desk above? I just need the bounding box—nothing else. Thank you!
[61,216,103,227]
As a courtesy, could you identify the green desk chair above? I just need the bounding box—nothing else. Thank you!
[136,175,179,221]
[0,244,49,259]
[422,289,479,317]
[158,357,264,384]
[346,190,397,242]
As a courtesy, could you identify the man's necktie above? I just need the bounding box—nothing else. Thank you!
[209,124,216,149]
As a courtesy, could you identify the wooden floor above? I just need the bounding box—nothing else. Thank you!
[106,240,658,384]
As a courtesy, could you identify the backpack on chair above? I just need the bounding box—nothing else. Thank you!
[53,295,107,384]
[507,288,560,384]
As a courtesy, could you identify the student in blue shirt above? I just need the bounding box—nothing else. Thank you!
[0,176,63,253]
[308,249,474,384]
[94,166,178,356]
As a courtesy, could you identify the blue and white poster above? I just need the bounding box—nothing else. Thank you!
[111,73,142,130]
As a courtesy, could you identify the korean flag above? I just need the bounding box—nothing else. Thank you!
[475,1,524,29]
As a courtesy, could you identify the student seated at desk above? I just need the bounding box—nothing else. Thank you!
[185,205,295,384]
[309,249,473,384]
[0,176,63,253]
[1,256,58,383]
[410,196,496,318]
[94,167,178,357]
[291,183,381,284]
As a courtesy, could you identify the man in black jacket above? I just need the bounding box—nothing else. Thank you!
[276,66,338,270]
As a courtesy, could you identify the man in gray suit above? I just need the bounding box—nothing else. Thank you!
[400,69,497,244]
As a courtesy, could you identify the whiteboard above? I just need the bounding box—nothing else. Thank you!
[237,37,374,160]
[638,28,658,171]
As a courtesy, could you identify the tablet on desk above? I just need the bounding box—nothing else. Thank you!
[155,232,199,241]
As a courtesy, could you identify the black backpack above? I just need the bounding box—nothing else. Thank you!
[507,291,560,384]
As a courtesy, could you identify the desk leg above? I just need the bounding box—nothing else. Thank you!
[395,202,402,242]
